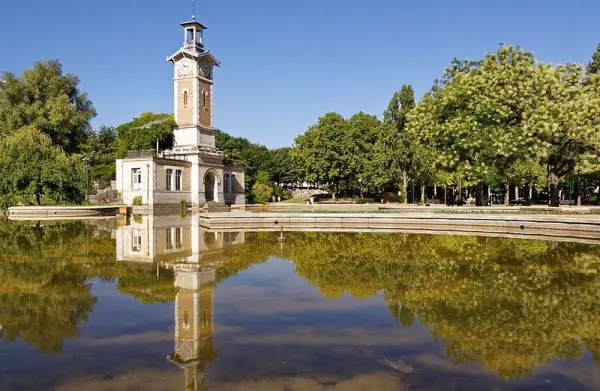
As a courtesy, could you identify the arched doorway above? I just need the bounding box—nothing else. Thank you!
[204,171,218,202]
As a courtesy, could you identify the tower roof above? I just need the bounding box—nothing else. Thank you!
[181,20,207,30]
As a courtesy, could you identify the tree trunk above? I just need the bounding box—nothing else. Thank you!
[548,168,560,207]
[504,182,510,206]
[35,192,41,206]
[444,185,447,205]
[401,171,408,204]
[420,184,426,204]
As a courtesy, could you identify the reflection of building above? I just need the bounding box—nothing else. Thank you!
[116,214,245,265]
[168,265,218,391]
[115,213,245,390]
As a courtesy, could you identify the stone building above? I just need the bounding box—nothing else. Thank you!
[116,16,245,208]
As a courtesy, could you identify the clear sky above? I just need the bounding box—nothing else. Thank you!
[0,0,598,148]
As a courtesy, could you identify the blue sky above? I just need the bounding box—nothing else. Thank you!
[1,0,598,148]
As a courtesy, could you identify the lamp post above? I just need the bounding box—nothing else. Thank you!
[81,157,90,203]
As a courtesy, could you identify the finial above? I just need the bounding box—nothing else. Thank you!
[192,0,196,20]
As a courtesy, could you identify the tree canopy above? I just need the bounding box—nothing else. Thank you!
[114,112,176,157]
[0,126,86,205]
[0,60,95,153]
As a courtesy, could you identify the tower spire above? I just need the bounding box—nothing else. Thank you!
[192,0,196,20]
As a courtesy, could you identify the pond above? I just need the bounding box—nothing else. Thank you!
[1,215,600,390]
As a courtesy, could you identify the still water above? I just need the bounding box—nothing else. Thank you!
[1,215,600,390]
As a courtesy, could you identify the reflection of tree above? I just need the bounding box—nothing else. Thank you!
[0,221,114,353]
[116,267,177,304]
[276,232,600,379]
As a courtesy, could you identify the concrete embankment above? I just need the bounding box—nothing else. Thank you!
[199,212,600,243]
[8,205,122,220]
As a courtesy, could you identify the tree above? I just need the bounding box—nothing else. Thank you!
[292,113,349,198]
[215,129,273,196]
[0,60,96,153]
[524,64,600,206]
[269,147,298,186]
[410,47,544,198]
[251,182,273,204]
[586,42,600,76]
[373,85,416,202]
[408,45,600,206]
[115,112,176,157]
[82,125,118,187]
[345,112,380,195]
[0,126,86,205]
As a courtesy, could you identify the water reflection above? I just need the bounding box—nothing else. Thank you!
[167,264,217,391]
[1,216,600,390]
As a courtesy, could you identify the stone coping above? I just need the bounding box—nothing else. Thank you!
[198,212,600,242]
[8,205,122,218]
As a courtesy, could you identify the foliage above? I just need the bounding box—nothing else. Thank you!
[292,112,351,197]
[367,85,416,202]
[586,42,600,76]
[408,45,600,206]
[275,232,600,379]
[81,125,118,186]
[115,112,176,158]
[0,60,96,153]
[0,126,86,205]
[251,182,273,203]
[132,196,143,206]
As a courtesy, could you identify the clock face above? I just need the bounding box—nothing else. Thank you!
[179,59,191,74]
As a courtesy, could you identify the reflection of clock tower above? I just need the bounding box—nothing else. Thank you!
[167,265,218,391]
[167,17,220,153]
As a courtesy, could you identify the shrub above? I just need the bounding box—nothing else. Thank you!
[251,183,273,204]
[132,196,143,206]
[180,199,188,210]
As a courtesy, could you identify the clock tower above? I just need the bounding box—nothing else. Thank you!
[167,17,220,153]
[115,13,245,208]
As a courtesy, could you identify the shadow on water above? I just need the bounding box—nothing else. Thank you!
[1,215,600,390]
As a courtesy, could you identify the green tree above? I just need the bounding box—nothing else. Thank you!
[370,85,415,202]
[0,60,96,153]
[269,147,297,186]
[346,112,380,195]
[251,182,273,204]
[0,126,86,205]
[586,42,600,76]
[215,129,273,196]
[82,125,118,187]
[524,64,600,206]
[292,113,349,198]
[115,112,176,157]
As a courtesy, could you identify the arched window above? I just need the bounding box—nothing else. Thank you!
[183,91,188,108]
[202,89,208,109]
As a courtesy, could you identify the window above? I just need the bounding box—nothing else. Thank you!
[186,28,194,42]
[224,173,230,193]
[183,91,188,108]
[132,168,142,190]
[202,90,207,109]
[175,227,182,249]
[166,228,173,250]
[175,170,182,191]
[132,229,142,252]
[230,174,236,193]
[166,169,173,190]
